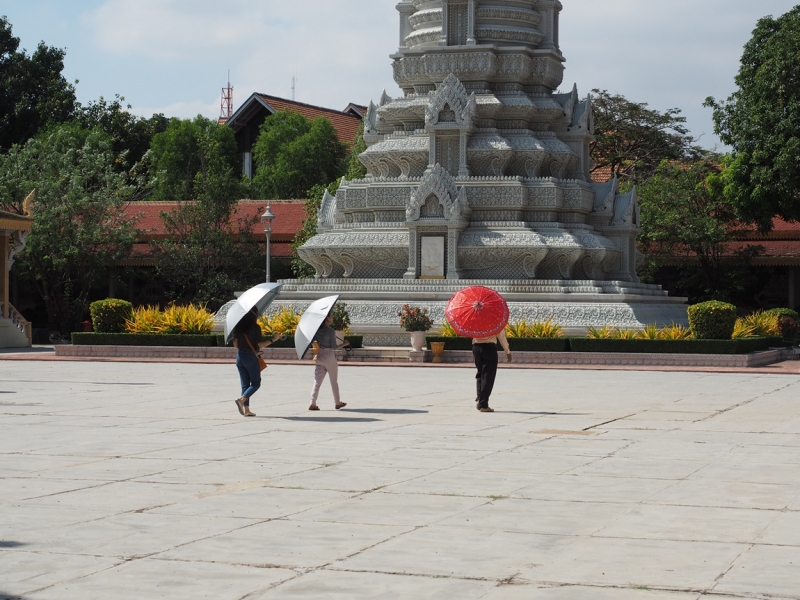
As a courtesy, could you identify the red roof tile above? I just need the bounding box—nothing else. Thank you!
[257,95,362,146]
[124,200,307,241]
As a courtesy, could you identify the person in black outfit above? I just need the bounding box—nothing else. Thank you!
[472,329,512,412]
[232,308,280,417]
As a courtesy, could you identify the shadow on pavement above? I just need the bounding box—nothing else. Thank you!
[0,346,54,355]
[0,541,25,548]
[1,593,29,600]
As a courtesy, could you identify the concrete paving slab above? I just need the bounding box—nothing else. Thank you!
[287,491,488,527]
[519,537,748,590]
[157,519,412,570]
[268,464,438,493]
[337,525,578,581]
[594,503,779,543]
[754,511,800,546]
[27,559,296,600]
[713,544,800,597]
[570,457,712,480]
[512,474,675,504]
[146,486,353,520]
[2,362,800,598]
[0,550,121,598]
[437,497,632,536]
[248,569,494,599]
[478,586,702,599]
[646,478,800,510]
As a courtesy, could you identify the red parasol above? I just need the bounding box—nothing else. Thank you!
[445,286,509,338]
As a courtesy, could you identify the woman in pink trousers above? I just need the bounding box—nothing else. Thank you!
[308,314,351,410]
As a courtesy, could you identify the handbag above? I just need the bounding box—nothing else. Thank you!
[245,336,267,371]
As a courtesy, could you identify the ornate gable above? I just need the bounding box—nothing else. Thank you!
[407,164,470,222]
[425,74,476,129]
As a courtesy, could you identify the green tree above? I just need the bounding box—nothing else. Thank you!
[0,16,76,149]
[705,6,800,231]
[591,89,698,184]
[0,123,136,333]
[287,122,365,278]
[77,95,169,184]
[344,121,367,180]
[252,110,347,199]
[637,157,762,302]
[151,122,261,306]
[148,115,241,200]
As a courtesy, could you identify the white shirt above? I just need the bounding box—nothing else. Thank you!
[472,330,511,353]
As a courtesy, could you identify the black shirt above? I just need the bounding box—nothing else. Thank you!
[235,324,263,354]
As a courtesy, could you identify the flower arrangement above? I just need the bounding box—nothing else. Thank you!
[397,304,433,332]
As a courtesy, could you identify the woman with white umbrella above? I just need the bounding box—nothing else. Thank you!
[308,313,351,411]
[225,283,283,418]
[295,295,351,411]
[232,308,282,417]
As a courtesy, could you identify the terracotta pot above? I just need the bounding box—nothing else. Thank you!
[430,341,445,363]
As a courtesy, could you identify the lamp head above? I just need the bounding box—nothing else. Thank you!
[261,203,275,233]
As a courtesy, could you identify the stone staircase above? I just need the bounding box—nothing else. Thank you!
[0,302,32,348]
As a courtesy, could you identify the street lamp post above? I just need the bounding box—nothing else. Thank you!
[261,203,275,283]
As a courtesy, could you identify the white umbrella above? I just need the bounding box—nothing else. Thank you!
[294,295,340,360]
[224,283,283,345]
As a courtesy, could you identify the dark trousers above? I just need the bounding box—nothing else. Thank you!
[473,343,498,408]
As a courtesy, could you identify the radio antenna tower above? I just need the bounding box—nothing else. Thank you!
[220,71,233,120]
[291,76,296,101]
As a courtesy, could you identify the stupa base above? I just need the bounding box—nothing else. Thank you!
[268,279,688,347]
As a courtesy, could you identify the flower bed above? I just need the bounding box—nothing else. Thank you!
[425,335,782,355]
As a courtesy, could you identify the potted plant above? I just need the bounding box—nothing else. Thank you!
[330,301,351,344]
[398,304,433,351]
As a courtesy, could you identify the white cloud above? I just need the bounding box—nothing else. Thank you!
[83,0,798,147]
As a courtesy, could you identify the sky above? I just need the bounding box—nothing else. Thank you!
[2,0,798,150]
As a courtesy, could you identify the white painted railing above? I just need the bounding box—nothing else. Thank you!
[0,302,32,346]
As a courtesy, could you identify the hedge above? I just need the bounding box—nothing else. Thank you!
[568,336,782,355]
[508,338,570,352]
[688,301,737,340]
[89,299,133,333]
[213,334,364,350]
[71,333,219,347]
[424,335,782,354]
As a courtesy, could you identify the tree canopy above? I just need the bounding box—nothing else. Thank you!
[0,123,136,333]
[0,16,76,150]
[252,110,347,199]
[706,6,800,231]
[76,95,169,183]
[148,116,241,201]
[150,118,260,306]
[591,89,698,184]
[637,157,762,302]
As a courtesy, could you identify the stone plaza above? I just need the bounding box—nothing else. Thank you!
[2,358,800,599]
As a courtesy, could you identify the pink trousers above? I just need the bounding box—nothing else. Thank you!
[310,348,340,404]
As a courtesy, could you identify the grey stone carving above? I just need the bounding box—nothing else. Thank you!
[283,0,686,343]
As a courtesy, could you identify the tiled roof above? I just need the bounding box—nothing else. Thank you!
[121,201,305,265]
[590,165,614,183]
[256,95,363,145]
[125,200,307,241]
